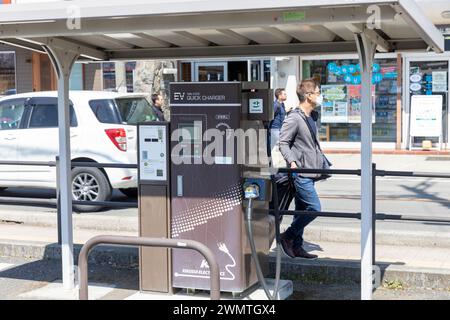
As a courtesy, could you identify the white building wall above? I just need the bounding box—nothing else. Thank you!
[273,57,299,111]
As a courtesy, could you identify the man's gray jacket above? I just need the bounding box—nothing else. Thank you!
[278,108,323,179]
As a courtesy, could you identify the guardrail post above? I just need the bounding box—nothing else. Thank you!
[56,156,61,245]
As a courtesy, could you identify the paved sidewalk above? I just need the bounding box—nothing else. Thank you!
[1,222,450,290]
[2,256,450,300]
[299,241,450,269]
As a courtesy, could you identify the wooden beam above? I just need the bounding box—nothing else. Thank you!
[32,52,41,91]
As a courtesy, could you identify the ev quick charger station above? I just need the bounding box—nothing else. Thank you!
[138,81,288,298]
[0,0,444,300]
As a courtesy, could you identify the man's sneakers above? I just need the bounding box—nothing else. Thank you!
[279,232,318,260]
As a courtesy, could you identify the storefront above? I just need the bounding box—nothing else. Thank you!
[302,51,450,151]
[403,52,449,150]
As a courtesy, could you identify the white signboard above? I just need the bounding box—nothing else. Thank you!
[432,71,447,92]
[139,125,167,181]
[410,95,442,137]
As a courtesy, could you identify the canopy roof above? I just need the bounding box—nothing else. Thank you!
[0,0,445,61]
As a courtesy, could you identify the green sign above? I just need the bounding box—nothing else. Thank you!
[282,11,306,22]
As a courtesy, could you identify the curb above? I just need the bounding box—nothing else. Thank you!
[0,211,137,232]
[0,239,138,267]
[1,239,449,290]
[270,256,450,291]
[303,226,450,248]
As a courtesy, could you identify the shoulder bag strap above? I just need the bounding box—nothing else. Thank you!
[301,114,322,152]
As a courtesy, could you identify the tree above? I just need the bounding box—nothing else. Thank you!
[133,60,176,121]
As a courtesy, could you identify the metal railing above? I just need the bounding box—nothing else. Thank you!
[1,158,450,263]
[271,164,450,266]
[0,159,449,224]
[0,158,139,209]
[78,235,220,300]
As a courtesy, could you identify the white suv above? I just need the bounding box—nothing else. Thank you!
[0,91,157,211]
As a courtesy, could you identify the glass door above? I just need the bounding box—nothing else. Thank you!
[194,62,227,82]
[248,59,271,82]
[406,59,449,149]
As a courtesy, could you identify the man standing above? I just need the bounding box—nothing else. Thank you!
[151,93,165,121]
[269,88,288,151]
[278,78,325,259]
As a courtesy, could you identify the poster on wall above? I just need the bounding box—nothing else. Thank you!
[410,95,442,137]
[347,85,376,123]
[432,71,447,92]
[320,85,348,123]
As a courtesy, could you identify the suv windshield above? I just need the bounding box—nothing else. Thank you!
[115,97,157,125]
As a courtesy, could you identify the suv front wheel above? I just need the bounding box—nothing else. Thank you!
[72,167,111,212]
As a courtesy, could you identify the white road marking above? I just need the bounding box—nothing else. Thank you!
[0,263,14,272]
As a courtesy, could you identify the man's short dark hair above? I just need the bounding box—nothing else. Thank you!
[274,88,285,99]
[297,79,319,103]
[151,93,160,105]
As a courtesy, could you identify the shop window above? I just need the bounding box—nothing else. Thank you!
[408,60,448,147]
[197,63,226,81]
[69,63,83,90]
[102,62,116,91]
[228,61,247,81]
[125,61,136,92]
[0,52,16,95]
[303,58,399,143]
[180,62,192,82]
[250,61,261,81]
[263,60,271,82]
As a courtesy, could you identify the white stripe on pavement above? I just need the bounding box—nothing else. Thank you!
[0,263,14,272]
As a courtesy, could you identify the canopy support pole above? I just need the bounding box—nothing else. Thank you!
[43,41,79,290]
[354,30,376,301]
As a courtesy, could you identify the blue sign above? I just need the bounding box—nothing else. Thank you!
[327,62,393,85]
[348,64,357,73]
